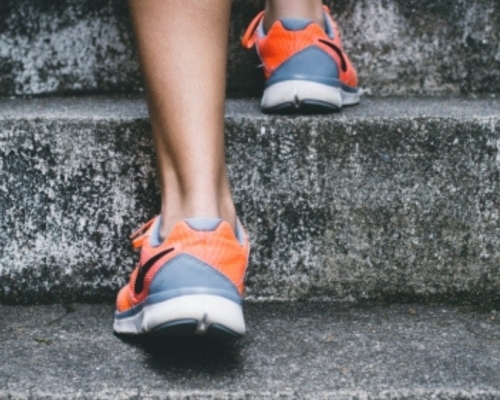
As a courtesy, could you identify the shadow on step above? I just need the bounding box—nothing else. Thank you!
[116,332,246,374]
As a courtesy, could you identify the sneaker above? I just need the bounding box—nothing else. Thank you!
[242,6,359,114]
[113,216,250,337]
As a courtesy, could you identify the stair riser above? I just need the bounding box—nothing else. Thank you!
[1,110,500,304]
[1,0,500,96]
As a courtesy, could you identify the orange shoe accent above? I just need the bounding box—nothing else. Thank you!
[116,285,134,313]
[115,217,250,313]
[242,7,358,89]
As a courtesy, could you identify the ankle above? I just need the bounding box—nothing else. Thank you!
[264,0,325,31]
[158,191,237,241]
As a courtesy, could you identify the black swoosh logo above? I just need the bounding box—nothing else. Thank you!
[318,39,347,72]
[134,248,174,295]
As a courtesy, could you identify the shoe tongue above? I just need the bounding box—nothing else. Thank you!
[279,18,314,31]
[185,218,222,232]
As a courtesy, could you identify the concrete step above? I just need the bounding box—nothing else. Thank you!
[1,96,500,305]
[1,0,500,97]
[1,302,499,399]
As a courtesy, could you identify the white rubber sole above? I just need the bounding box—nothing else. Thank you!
[113,294,246,336]
[261,80,360,112]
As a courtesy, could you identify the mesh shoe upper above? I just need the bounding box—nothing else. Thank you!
[116,217,250,313]
[242,6,358,89]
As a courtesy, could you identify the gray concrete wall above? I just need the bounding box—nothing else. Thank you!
[1,96,500,304]
[0,0,499,96]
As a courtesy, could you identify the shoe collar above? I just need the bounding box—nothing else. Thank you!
[241,7,334,49]
[137,216,246,248]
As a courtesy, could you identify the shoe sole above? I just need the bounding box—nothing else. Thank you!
[261,80,360,114]
[113,294,245,338]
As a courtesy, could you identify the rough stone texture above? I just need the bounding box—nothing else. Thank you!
[1,303,500,399]
[0,0,141,96]
[1,96,500,305]
[1,0,500,96]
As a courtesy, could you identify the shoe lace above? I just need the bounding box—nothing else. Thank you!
[129,216,157,249]
[241,11,264,49]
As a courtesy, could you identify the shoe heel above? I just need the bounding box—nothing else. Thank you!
[261,80,343,113]
[143,294,246,336]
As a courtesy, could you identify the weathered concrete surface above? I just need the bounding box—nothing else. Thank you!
[1,96,500,305]
[1,303,499,399]
[0,0,140,96]
[1,0,500,96]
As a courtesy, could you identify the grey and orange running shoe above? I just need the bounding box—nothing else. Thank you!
[242,6,359,113]
[114,216,250,338]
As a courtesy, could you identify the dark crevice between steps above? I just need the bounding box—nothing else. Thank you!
[2,290,499,309]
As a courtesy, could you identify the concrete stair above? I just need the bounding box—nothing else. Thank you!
[1,96,500,305]
[1,0,500,96]
[2,303,499,399]
[2,1,500,398]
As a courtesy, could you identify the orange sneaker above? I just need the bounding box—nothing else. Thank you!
[242,6,359,113]
[113,216,250,337]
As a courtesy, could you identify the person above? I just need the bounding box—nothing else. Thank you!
[112,0,359,337]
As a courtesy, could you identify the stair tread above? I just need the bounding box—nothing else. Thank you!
[1,302,499,399]
[1,95,500,120]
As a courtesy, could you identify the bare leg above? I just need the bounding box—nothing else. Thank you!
[264,0,325,31]
[128,0,235,239]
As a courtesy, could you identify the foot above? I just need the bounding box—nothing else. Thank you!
[242,6,359,114]
[114,216,250,337]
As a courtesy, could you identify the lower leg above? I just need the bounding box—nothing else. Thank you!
[128,0,235,238]
[264,0,325,31]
